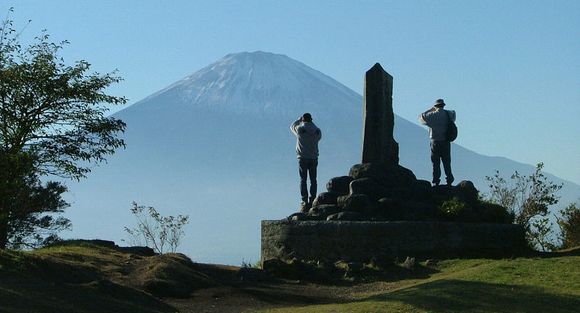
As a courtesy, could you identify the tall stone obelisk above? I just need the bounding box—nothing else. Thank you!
[361,63,399,164]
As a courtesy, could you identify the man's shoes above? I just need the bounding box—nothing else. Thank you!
[299,201,311,213]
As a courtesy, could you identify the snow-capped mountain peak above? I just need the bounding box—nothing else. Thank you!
[132,51,360,117]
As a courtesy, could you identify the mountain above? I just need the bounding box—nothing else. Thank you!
[141,51,359,116]
[64,51,580,264]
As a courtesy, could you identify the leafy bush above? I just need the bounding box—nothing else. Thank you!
[438,196,514,224]
[557,203,580,249]
[438,197,467,221]
[478,200,515,224]
[124,202,189,254]
[241,259,261,269]
[484,163,562,251]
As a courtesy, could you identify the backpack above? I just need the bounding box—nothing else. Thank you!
[445,110,458,142]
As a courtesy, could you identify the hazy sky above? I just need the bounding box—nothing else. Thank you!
[2,0,579,184]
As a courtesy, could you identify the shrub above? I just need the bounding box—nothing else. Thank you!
[241,259,261,269]
[478,200,515,224]
[438,197,467,221]
[557,203,580,249]
[123,202,189,254]
[484,163,562,251]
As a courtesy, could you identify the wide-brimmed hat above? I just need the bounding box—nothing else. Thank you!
[434,99,446,107]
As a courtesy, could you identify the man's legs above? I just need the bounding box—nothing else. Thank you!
[430,141,441,185]
[298,159,309,204]
[441,141,454,185]
[308,159,318,204]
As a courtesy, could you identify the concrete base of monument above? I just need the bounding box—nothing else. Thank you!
[261,220,529,263]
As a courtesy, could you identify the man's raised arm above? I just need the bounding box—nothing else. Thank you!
[290,118,301,136]
[419,107,436,125]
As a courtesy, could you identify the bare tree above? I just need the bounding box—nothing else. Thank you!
[124,202,189,254]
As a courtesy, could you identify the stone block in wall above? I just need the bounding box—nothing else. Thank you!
[349,177,386,201]
[261,220,528,263]
[337,194,371,213]
[313,192,339,206]
[349,162,416,189]
[326,176,353,195]
[326,211,363,221]
[309,204,341,219]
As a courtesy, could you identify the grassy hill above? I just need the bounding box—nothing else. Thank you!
[1,240,578,313]
[0,240,237,313]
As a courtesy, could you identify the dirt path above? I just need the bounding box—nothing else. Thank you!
[163,277,415,313]
[165,282,336,313]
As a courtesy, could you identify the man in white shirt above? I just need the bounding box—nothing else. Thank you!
[419,99,456,186]
[290,113,322,211]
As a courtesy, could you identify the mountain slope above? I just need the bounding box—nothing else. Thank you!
[63,51,580,264]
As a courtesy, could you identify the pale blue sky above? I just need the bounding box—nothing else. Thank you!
[2,0,579,184]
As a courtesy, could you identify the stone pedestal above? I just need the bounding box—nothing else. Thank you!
[261,220,528,262]
[264,63,525,265]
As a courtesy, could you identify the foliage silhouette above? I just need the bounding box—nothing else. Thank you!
[558,202,580,249]
[0,11,126,248]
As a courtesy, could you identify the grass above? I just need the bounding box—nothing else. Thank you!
[1,241,579,313]
[259,256,580,313]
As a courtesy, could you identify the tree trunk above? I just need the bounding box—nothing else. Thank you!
[0,218,8,249]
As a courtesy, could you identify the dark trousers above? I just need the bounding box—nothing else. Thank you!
[299,158,318,203]
[431,140,454,185]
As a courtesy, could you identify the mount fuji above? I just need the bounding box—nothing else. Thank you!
[64,51,580,264]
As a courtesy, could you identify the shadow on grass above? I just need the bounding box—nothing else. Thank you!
[234,285,337,305]
[537,246,580,258]
[0,272,175,313]
[0,248,175,313]
[363,262,440,283]
[367,279,580,313]
[218,264,441,307]
[263,259,440,286]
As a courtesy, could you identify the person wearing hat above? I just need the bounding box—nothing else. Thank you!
[419,99,456,186]
[291,113,322,212]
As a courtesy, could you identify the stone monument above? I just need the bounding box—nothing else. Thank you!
[261,63,528,264]
[362,63,398,164]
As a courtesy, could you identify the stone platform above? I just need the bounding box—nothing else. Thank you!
[261,220,528,262]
